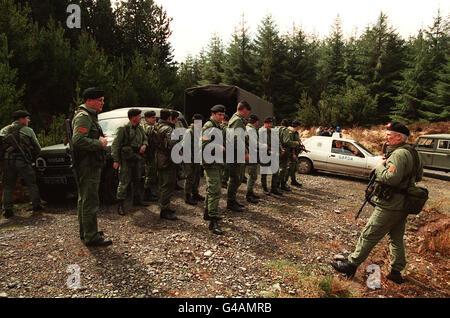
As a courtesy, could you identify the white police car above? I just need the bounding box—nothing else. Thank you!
[298,136,382,178]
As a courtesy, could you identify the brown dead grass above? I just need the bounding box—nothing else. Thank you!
[300,121,450,155]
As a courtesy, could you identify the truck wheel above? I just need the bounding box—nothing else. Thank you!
[100,165,118,204]
[298,158,313,174]
[39,186,69,203]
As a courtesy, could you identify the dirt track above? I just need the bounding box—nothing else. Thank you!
[0,171,448,298]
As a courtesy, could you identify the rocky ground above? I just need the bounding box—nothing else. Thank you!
[0,171,448,298]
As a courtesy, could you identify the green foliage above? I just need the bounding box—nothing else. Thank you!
[36,114,66,147]
[0,34,24,127]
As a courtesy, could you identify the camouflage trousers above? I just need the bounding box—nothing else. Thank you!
[1,157,41,212]
[261,168,279,190]
[116,159,144,201]
[144,153,157,190]
[158,165,176,211]
[204,167,222,218]
[184,163,201,196]
[74,162,102,244]
[278,159,289,186]
[287,158,299,183]
[226,163,244,202]
[348,206,409,272]
[246,164,258,193]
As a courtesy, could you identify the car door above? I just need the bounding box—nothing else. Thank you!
[433,139,450,170]
[416,137,435,168]
[326,140,367,176]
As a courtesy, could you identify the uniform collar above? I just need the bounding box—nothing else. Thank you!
[385,142,407,156]
[209,117,221,127]
[80,104,98,115]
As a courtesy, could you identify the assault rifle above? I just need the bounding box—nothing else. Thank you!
[64,118,76,168]
[355,171,376,220]
[4,134,33,165]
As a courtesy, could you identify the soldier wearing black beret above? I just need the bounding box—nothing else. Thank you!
[143,110,159,202]
[12,110,31,120]
[82,87,104,102]
[386,122,410,137]
[144,110,156,118]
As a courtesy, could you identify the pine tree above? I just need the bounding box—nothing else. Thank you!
[321,15,346,95]
[223,14,258,93]
[74,32,114,109]
[0,34,24,127]
[199,34,225,85]
[356,12,407,123]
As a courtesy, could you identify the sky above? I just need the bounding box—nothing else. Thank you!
[152,0,448,63]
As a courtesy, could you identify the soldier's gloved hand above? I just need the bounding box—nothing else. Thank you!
[113,162,120,170]
[99,136,107,148]
[139,145,146,154]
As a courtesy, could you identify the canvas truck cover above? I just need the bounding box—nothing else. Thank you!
[184,85,274,125]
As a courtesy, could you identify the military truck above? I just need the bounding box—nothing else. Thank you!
[35,107,187,203]
[415,134,450,173]
[184,85,274,124]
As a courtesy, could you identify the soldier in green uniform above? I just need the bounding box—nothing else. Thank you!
[202,105,226,235]
[143,111,158,202]
[226,100,251,212]
[277,119,301,192]
[112,109,149,216]
[155,109,179,220]
[184,114,205,206]
[332,122,423,284]
[287,120,303,188]
[221,114,230,189]
[245,114,261,204]
[0,110,42,218]
[72,88,112,246]
[259,117,282,196]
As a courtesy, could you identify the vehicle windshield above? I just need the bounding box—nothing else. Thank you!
[98,117,130,137]
[354,142,375,157]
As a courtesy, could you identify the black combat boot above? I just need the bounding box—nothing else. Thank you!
[242,176,248,184]
[249,191,260,199]
[331,260,358,278]
[85,237,113,247]
[4,209,13,219]
[192,192,205,201]
[209,218,224,235]
[270,187,283,196]
[227,201,243,212]
[185,194,197,206]
[386,270,404,284]
[246,192,259,204]
[160,209,178,220]
[263,186,270,195]
[143,188,158,202]
[117,200,126,216]
[291,180,302,188]
[280,183,292,192]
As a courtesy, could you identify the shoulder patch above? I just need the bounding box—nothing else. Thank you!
[388,165,396,173]
[78,126,87,134]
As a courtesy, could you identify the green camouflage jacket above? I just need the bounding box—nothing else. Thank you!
[202,117,225,168]
[372,143,424,211]
[111,122,148,163]
[154,119,178,169]
[0,121,41,161]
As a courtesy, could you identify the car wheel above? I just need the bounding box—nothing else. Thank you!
[298,158,313,174]
[100,165,118,204]
[39,186,70,203]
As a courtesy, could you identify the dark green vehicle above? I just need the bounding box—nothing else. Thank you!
[35,107,187,203]
[415,134,450,173]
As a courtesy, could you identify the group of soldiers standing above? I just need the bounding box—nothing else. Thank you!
[1,87,423,285]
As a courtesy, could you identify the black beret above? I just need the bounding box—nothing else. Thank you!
[192,113,204,121]
[264,116,273,123]
[248,114,259,123]
[12,110,31,120]
[82,87,104,101]
[144,111,156,118]
[127,108,142,119]
[386,122,410,137]
[211,104,226,113]
[223,114,229,121]
[292,120,301,127]
[170,110,179,119]
[281,119,289,127]
[238,100,251,111]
